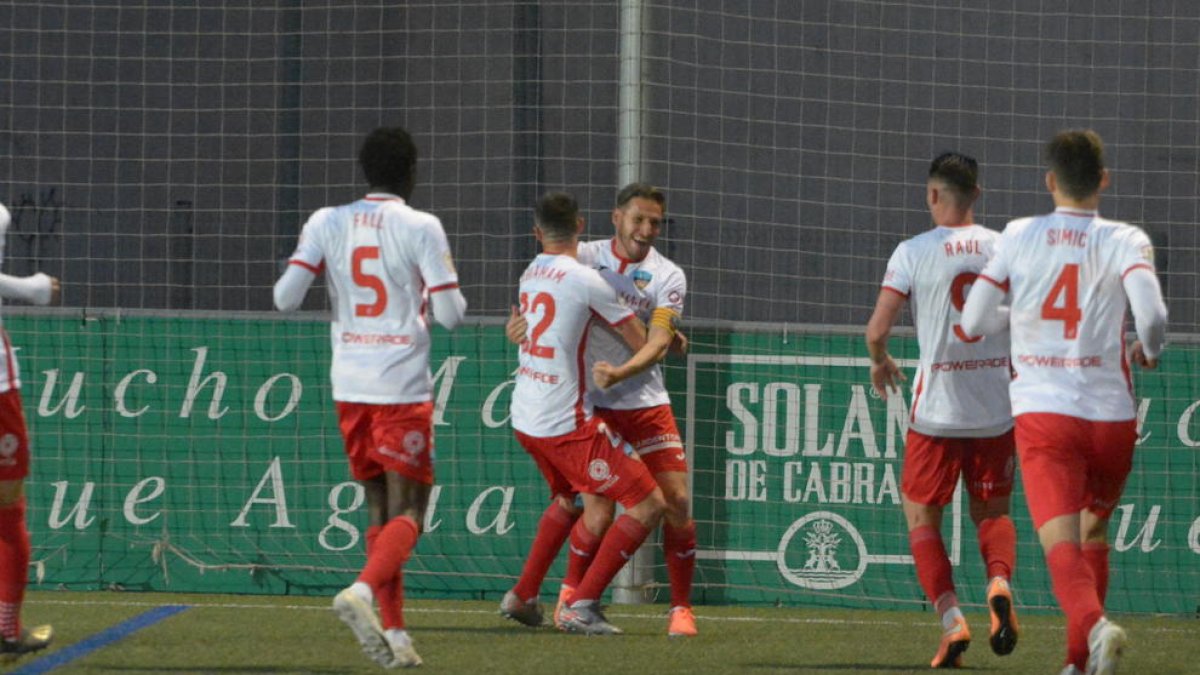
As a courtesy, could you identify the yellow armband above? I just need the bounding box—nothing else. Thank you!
[650,307,680,335]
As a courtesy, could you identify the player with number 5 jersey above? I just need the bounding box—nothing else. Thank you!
[274,127,467,669]
[962,129,1167,675]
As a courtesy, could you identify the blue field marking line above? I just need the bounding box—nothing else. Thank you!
[10,604,190,675]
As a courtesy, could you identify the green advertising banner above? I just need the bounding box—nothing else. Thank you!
[11,314,1199,614]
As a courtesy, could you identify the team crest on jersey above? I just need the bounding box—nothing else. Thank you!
[1141,245,1155,264]
[443,251,457,275]
[632,269,653,290]
[588,459,611,481]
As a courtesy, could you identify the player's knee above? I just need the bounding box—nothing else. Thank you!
[664,491,690,524]
[583,506,613,534]
[627,489,666,528]
[554,494,583,517]
[0,480,23,508]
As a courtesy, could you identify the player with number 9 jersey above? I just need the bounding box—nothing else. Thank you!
[882,224,1011,437]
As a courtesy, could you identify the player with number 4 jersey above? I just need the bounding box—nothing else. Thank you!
[274,127,467,669]
[962,130,1167,675]
[867,153,1019,668]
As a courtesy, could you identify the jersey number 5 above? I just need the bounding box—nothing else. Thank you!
[1041,264,1081,339]
[519,291,556,358]
[352,247,388,317]
[950,272,982,343]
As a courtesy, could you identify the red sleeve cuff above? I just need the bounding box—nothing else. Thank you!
[428,282,460,293]
[979,274,1009,292]
[289,259,323,275]
[1121,263,1153,280]
[880,285,908,299]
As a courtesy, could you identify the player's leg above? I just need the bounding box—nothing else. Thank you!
[655,469,698,637]
[0,390,49,659]
[1016,413,1108,673]
[901,430,969,668]
[559,427,665,635]
[502,491,580,627]
[558,494,613,627]
[964,431,1019,655]
[1077,419,1136,675]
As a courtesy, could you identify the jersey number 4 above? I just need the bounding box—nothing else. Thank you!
[519,291,556,358]
[1041,264,1081,339]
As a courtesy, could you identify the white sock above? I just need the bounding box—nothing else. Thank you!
[941,606,964,631]
[349,581,374,604]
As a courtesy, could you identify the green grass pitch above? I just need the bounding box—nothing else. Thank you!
[13,591,1199,674]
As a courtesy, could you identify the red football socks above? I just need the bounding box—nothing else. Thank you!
[909,525,955,608]
[0,500,29,640]
[1081,541,1110,607]
[563,517,602,589]
[977,516,1017,580]
[1047,541,1103,669]
[359,515,419,597]
[663,520,696,608]
[511,501,577,601]
[570,515,649,603]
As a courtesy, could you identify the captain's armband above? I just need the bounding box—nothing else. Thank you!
[650,307,680,335]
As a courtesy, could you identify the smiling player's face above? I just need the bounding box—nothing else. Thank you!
[611,197,664,262]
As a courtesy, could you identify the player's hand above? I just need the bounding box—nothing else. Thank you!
[1129,340,1158,370]
[593,361,621,389]
[48,277,62,306]
[669,330,689,356]
[506,306,528,346]
[870,354,906,400]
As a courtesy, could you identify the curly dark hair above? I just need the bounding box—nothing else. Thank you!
[359,127,418,198]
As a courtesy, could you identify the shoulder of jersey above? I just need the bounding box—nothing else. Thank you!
[1003,215,1039,235]
[0,203,9,232]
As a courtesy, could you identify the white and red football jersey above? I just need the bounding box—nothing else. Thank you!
[577,239,685,410]
[0,204,20,393]
[979,207,1155,421]
[510,253,635,438]
[287,193,459,404]
[882,224,1012,437]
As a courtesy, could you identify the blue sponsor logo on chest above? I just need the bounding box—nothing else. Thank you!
[632,269,653,290]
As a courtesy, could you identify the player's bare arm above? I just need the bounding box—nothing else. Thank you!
[0,271,60,306]
[593,319,672,390]
[864,288,907,399]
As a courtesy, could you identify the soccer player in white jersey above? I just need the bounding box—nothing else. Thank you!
[962,130,1167,675]
[0,203,59,660]
[274,127,467,668]
[508,191,666,636]
[501,183,698,637]
[866,153,1019,669]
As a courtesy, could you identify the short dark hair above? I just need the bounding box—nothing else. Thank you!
[928,152,978,198]
[615,182,666,209]
[535,191,580,242]
[359,127,418,198]
[1046,129,1105,200]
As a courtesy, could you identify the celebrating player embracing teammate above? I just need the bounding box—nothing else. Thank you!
[962,129,1168,675]
[506,191,668,635]
[501,183,698,637]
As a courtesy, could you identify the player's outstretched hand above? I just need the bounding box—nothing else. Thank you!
[593,361,620,389]
[1129,340,1158,370]
[48,277,62,306]
[506,306,528,346]
[870,354,906,400]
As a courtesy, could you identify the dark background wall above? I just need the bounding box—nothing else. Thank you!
[1,1,1196,330]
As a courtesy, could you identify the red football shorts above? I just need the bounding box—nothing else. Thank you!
[595,404,686,474]
[514,417,658,509]
[901,428,1016,506]
[336,401,435,485]
[1014,412,1136,529]
[0,389,29,481]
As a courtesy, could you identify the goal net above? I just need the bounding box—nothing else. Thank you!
[1,1,1196,615]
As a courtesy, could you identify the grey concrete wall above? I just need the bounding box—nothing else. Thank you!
[1,1,1195,330]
